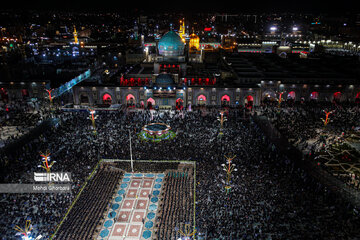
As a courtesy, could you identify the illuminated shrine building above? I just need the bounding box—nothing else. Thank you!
[157,31,185,57]
[68,24,360,110]
[189,33,200,51]
[154,30,187,77]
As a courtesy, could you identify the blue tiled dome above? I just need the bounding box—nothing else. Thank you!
[158,31,184,56]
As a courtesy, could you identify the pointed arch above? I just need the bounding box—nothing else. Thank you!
[126,94,136,106]
[102,93,112,104]
[197,94,207,105]
[221,94,230,106]
[245,95,254,109]
[333,91,341,100]
[147,97,155,109]
[176,98,184,110]
[287,91,295,99]
[262,89,276,101]
[310,91,319,100]
[221,95,230,101]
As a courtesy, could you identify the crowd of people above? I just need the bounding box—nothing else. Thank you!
[56,164,123,240]
[0,99,51,147]
[156,170,194,240]
[0,102,359,239]
[257,101,360,190]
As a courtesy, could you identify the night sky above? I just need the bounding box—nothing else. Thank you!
[1,0,359,14]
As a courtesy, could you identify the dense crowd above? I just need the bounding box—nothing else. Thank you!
[56,164,123,240]
[257,101,360,190]
[0,99,49,147]
[0,103,359,239]
[156,170,194,240]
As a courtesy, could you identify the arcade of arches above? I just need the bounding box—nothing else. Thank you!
[72,89,360,107]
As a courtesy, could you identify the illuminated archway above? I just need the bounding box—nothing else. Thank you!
[102,93,112,104]
[221,95,230,105]
[126,94,135,106]
[333,92,341,102]
[197,94,207,105]
[262,89,276,102]
[310,91,319,100]
[176,98,184,110]
[287,91,295,100]
[147,98,155,109]
[245,95,254,109]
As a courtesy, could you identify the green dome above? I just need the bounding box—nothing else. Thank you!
[158,31,185,56]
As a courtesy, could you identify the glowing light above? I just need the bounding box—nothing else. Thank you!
[321,110,334,126]
[126,94,135,101]
[270,26,277,31]
[103,93,112,103]
[221,95,230,102]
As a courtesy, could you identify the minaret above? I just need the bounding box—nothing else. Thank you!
[73,25,79,44]
[179,18,185,42]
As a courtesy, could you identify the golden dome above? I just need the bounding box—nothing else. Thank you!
[189,33,200,51]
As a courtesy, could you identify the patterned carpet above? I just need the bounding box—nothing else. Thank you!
[97,172,164,240]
